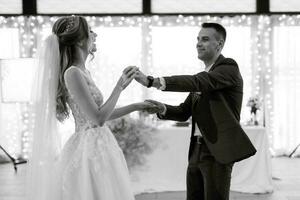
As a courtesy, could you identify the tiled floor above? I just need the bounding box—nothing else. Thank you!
[0,157,299,200]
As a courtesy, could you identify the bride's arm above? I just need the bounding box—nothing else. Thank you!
[107,104,141,120]
[108,102,153,120]
[108,101,161,120]
[64,66,136,126]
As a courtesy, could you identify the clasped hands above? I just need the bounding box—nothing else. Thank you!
[120,66,164,114]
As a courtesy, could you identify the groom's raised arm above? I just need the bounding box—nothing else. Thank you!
[159,59,242,93]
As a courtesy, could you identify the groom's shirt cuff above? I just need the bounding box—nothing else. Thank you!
[158,77,166,90]
[157,104,167,118]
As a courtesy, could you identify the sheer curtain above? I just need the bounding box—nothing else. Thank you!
[272,22,300,154]
[0,26,21,158]
[0,28,20,58]
[0,16,256,157]
[1,15,300,157]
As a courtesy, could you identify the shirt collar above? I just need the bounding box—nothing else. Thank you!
[205,63,214,72]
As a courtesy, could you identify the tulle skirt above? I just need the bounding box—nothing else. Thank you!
[53,125,135,200]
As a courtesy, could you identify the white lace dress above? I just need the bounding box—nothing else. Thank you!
[55,69,135,200]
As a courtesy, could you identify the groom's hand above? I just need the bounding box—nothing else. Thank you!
[134,69,149,87]
[145,99,166,114]
[140,101,160,114]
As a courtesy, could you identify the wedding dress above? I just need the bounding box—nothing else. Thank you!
[54,67,135,200]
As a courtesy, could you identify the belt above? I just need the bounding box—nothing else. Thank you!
[192,135,205,145]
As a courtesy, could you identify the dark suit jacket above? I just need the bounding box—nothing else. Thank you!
[158,54,256,164]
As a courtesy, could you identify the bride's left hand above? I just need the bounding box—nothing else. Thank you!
[117,66,138,90]
[137,101,160,114]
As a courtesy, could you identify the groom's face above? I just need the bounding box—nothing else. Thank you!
[196,28,220,61]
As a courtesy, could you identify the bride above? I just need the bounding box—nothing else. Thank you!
[26,16,157,200]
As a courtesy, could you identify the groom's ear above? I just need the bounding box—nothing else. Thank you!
[217,39,224,51]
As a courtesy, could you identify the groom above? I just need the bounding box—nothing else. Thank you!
[135,23,256,200]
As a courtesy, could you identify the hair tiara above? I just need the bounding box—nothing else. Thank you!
[64,16,76,33]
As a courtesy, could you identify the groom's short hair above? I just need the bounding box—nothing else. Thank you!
[202,23,226,42]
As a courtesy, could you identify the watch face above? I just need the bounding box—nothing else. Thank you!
[147,76,154,87]
[148,76,154,81]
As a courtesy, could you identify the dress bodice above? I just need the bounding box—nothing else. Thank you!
[66,68,104,132]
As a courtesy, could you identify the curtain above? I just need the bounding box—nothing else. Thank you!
[0,15,299,157]
[271,17,300,154]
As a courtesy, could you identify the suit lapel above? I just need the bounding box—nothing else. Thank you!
[191,55,225,135]
[190,55,224,106]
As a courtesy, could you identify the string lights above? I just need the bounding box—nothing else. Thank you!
[2,14,299,157]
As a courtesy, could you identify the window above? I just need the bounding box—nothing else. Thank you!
[152,0,256,13]
[0,28,20,59]
[0,0,22,14]
[37,0,142,14]
[270,0,300,12]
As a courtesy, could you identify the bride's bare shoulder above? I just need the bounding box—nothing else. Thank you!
[64,66,86,84]
[65,66,80,74]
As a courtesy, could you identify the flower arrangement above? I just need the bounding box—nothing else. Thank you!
[107,115,158,170]
[246,96,262,125]
[246,96,262,115]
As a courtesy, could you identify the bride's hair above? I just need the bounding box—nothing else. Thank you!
[52,16,90,122]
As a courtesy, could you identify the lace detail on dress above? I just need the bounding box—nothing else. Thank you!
[66,69,104,132]
[57,67,134,200]
[62,67,122,171]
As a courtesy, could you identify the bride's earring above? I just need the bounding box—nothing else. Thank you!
[77,41,83,47]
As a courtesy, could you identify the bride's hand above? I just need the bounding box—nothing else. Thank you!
[117,66,138,90]
[144,99,165,114]
[137,101,160,114]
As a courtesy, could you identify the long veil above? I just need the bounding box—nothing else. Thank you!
[26,34,62,200]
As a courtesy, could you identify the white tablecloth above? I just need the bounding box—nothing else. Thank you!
[131,126,273,194]
[231,126,273,193]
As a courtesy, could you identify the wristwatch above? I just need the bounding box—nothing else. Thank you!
[147,76,154,88]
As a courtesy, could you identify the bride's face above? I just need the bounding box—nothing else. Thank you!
[87,27,97,53]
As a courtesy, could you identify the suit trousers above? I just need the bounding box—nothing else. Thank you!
[186,137,233,200]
